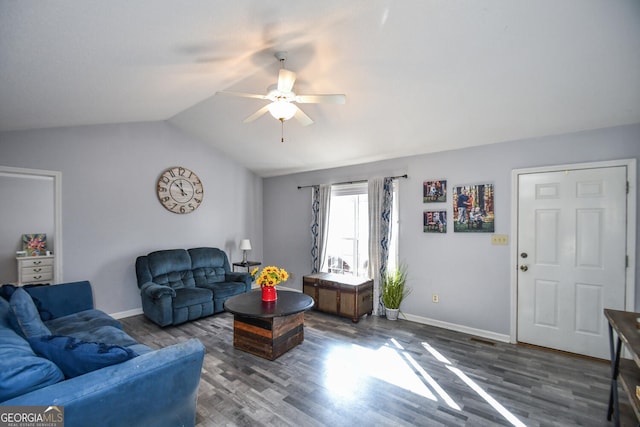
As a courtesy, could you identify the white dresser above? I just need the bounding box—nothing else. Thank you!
[16,255,54,286]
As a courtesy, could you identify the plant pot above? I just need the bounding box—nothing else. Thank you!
[385,308,399,320]
[261,285,277,302]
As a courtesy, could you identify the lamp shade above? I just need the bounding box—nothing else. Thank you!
[268,100,297,121]
[239,239,252,251]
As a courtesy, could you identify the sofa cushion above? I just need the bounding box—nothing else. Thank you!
[190,247,230,284]
[62,325,139,348]
[45,309,123,336]
[188,247,227,269]
[201,281,246,299]
[146,250,197,289]
[28,335,138,378]
[173,287,212,309]
[192,266,227,284]
[10,289,51,338]
[0,313,64,401]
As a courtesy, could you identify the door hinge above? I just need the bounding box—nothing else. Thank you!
[627,181,630,194]
[627,255,629,268]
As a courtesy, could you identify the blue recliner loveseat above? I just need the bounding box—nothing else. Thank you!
[135,247,251,327]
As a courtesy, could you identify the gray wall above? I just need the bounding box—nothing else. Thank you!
[1,120,638,337]
[0,174,54,282]
[0,121,263,315]
[263,123,640,336]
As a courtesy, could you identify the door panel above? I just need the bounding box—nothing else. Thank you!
[517,166,627,359]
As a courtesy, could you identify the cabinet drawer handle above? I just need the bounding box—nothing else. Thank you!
[33,261,42,265]
[33,275,42,280]
[33,268,42,272]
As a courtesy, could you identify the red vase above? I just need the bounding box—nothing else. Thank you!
[261,285,277,302]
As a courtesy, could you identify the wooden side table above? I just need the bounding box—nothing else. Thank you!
[232,261,261,273]
[605,308,640,426]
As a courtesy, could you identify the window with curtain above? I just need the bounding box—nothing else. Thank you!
[322,182,398,278]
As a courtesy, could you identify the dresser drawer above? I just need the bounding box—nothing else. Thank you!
[20,258,54,268]
[21,271,53,283]
[21,265,53,276]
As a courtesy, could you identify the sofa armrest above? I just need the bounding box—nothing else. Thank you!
[140,282,176,299]
[225,272,252,292]
[3,339,205,427]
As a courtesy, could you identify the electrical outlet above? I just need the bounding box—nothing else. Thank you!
[432,294,439,303]
[491,234,508,245]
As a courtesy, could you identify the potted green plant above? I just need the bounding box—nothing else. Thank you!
[381,264,411,320]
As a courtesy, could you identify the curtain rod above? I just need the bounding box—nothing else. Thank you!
[297,174,408,190]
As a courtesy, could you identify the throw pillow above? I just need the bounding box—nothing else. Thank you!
[0,325,64,401]
[10,288,51,338]
[28,335,139,378]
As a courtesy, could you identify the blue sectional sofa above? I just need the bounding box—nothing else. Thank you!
[0,281,205,427]
[135,247,252,326]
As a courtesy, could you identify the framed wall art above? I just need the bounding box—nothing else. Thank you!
[22,233,47,256]
[423,180,446,203]
[453,184,494,233]
[423,210,446,233]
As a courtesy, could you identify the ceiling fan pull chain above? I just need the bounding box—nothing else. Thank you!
[281,119,285,142]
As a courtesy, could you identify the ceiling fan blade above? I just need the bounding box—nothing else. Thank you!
[277,69,296,93]
[293,105,314,126]
[216,91,268,100]
[243,105,270,123]
[295,94,346,104]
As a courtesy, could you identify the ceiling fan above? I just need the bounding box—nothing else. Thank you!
[216,52,346,129]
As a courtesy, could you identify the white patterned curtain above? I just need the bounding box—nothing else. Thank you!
[368,177,394,316]
[310,184,332,273]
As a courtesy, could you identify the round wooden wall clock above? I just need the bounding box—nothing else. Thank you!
[157,166,204,214]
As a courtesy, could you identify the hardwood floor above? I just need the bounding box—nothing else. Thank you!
[120,311,633,426]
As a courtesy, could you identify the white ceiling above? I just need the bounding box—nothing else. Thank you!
[1,1,639,177]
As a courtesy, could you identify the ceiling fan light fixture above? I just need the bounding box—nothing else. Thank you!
[268,100,297,121]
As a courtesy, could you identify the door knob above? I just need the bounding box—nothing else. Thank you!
[520,265,528,272]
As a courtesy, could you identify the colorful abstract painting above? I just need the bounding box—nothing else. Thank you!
[22,233,47,256]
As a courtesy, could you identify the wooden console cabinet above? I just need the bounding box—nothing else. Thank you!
[303,273,373,323]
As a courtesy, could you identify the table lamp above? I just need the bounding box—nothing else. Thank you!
[239,239,252,264]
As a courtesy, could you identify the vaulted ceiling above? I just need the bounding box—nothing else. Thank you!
[1,1,639,176]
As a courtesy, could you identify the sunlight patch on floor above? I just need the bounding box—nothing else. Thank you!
[324,344,437,401]
[322,337,527,427]
[447,365,527,427]
[421,341,527,427]
[402,351,461,410]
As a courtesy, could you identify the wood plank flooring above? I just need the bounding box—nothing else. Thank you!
[120,311,634,426]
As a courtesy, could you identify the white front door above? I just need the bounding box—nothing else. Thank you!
[517,165,628,359]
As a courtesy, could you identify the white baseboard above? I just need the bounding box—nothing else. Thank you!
[106,300,509,345]
[402,313,510,343]
[110,307,143,320]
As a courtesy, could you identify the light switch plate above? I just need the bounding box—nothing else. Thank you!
[491,234,508,245]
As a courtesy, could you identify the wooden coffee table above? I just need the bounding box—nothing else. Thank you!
[223,290,314,360]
